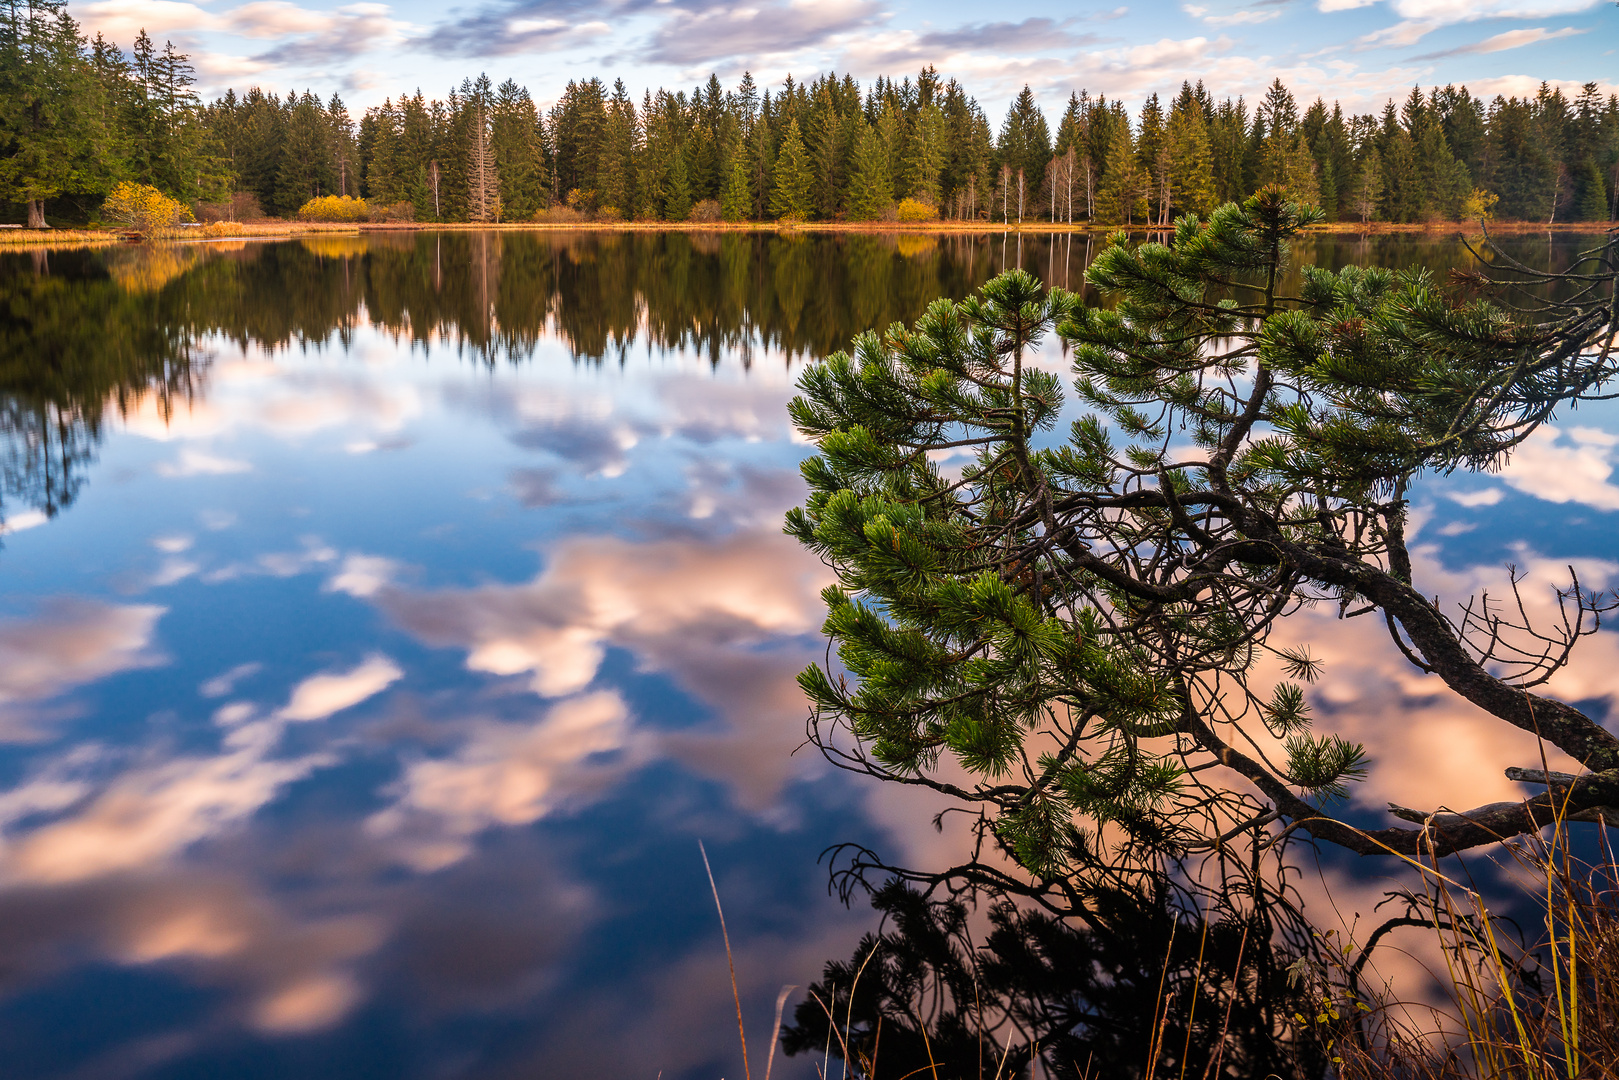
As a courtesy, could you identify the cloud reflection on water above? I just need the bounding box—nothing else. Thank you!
[0,233,1615,1078]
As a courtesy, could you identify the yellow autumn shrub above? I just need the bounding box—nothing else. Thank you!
[296,195,370,222]
[1462,187,1500,222]
[102,182,193,235]
[895,197,939,223]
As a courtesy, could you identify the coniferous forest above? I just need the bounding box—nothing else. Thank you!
[4,0,1616,228]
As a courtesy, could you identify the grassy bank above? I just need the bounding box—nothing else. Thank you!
[0,228,122,246]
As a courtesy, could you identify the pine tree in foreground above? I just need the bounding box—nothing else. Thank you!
[787,196,1619,911]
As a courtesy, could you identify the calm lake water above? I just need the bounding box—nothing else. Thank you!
[0,230,1614,1079]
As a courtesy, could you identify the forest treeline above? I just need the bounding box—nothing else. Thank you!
[5,0,1617,227]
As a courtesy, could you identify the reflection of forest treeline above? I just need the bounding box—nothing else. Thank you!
[77,229,1577,365]
[0,229,1583,526]
[0,248,201,523]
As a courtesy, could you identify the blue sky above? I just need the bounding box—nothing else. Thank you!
[76,0,1617,123]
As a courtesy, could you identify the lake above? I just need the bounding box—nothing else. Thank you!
[1,229,1614,1079]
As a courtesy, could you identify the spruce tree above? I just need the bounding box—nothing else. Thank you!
[901,100,946,204]
[807,84,842,218]
[720,151,750,221]
[747,98,775,219]
[363,97,398,205]
[997,85,1051,190]
[1136,93,1167,223]
[663,142,693,220]
[492,78,549,220]
[1097,118,1143,224]
[876,102,904,196]
[464,74,499,222]
[149,39,203,196]
[1166,96,1215,217]
[1209,97,1249,205]
[1347,148,1383,223]
[1377,102,1421,222]
[1575,155,1609,220]
[328,95,357,196]
[550,77,607,204]
[276,91,335,214]
[847,120,892,220]
[0,0,108,226]
[769,117,812,219]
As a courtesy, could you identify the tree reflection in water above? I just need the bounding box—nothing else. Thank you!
[0,247,201,523]
[0,226,1542,533]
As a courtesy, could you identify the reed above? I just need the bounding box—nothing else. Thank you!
[1319,796,1619,1080]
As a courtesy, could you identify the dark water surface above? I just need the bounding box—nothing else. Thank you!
[0,230,1614,1079]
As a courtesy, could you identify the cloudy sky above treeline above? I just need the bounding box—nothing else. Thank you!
[73,0,1617,115]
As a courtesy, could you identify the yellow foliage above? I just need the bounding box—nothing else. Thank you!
[896,198,939,223]
[1462,188,1500,222]
[895,235,938,259]
[296,195,369,222]
[300,236,369,259]
[103,245,201,293]
[102,182,193,235]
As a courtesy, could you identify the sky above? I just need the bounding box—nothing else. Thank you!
[71,0,1618,132]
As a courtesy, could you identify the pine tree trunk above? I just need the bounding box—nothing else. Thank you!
[26,200,47,229]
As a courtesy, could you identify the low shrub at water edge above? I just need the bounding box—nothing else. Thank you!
[102,182,193,236]
[195,192,264,223]
[297,195,369,222]
[895,197,939,223]
[689,199,722,223]
[367,201,415,223]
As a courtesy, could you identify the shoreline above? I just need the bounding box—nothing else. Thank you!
[3,218,1612,248]
[358,219,1619,236]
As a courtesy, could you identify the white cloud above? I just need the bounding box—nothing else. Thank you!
[1419,24,1587,55]
[275,654,403,722]
[1,742,329,885]
[203,536,338,583]
[1499,425,1619,512]
[253,971,366,1032]
[201,661,264,698]
[379,522,833,806]
[324,553,403,598]
[383,528,826,700]
[1393,0,1599,18]
[1356,18,1441,48]
[147,555,202,587]
[157,449,253,478]
[366,691,637,870]
[0,509,49,535]
[79,0,218,40]
[1330,0,1602,49]
[1183,3,1283,25]
[1446,487,1504,507]
[225,0,337,38]
[1463,73,1619,99]
[0,600,166,737]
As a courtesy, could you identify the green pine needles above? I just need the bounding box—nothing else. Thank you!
[787,191,1619,899]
